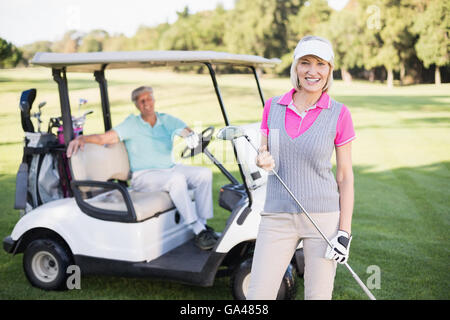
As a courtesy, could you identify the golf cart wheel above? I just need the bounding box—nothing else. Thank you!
[23,239,73,290]
[230,257,297,300]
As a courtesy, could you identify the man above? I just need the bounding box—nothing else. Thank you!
[67,86,218,250]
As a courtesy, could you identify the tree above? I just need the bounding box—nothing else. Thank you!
[131,24,170,51]
[159,5,227,52]
[20,41,52,66]
[287,0,331,45]
[274,0,331,75]
[0,37,22,68]
[78,29,109,52]
[224,0,303,58]
[158,7,199,50]
[323,2,366,83]
[413,0,450,84]
[359,0,417,87]
[272,0,332,75]
[223,0,303,76]
[102,34,132,51]
[51,30,82,53]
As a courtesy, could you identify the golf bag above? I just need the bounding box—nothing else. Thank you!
[20,133,66,208]
[14,89,72,212]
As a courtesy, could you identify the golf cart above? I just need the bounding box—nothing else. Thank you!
[3,51,304,299]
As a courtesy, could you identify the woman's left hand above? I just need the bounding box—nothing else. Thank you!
[325,230,352,264]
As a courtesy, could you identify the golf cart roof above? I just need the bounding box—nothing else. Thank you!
[31,50,280,72]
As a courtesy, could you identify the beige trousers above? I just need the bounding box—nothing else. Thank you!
[247,211,340,300]
[131,164,213,225]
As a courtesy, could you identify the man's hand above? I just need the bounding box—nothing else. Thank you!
[325,230,352,264]
[255,145,275,171]
[184,131,199,149]
[66,136,86,158]
[66,131,119,158]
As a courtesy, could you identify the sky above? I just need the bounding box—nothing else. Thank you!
[0,0,349,47]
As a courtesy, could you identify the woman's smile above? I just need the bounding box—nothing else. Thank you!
[305,77,321,84]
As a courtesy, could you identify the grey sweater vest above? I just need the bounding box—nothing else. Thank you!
[263,96,343,214]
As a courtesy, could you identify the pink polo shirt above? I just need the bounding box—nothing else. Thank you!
[260,89,355,147]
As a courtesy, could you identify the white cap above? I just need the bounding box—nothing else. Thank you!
[293,38,334,63]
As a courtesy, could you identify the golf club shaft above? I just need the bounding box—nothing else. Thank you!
[246,136,376,300]
[344,262,377,300]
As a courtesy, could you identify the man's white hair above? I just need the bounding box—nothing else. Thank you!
[131,86,153,105]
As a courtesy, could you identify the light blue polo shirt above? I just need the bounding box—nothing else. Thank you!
[113,112,186,172]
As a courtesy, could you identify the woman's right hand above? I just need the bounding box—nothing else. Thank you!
[256,144,275,171]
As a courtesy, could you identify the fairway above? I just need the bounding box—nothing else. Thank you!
[0,67,449,299]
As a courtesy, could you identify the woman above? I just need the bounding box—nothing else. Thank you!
[247,35,356,300]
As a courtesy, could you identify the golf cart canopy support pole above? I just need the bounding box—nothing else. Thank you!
[250,66,265,107]
[94,65,112,132]
[204,63,230,126]
[204,62,253,206]
[52,68,73,145]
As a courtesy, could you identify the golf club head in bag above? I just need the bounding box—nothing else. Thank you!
[19,88,37,133]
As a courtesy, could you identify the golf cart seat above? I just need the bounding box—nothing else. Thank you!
[70,142,193,222]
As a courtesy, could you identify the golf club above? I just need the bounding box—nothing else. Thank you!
[217,125,376,300]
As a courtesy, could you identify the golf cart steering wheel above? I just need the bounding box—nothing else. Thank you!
[181,126,214,159]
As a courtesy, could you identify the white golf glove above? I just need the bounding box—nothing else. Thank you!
[184,131,199,149]
[325,230,352,264]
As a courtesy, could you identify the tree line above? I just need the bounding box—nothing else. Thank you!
[1,0,449,86]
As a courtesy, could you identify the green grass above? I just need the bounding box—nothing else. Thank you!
[0,67,449,300]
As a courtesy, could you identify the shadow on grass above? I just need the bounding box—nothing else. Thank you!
[0,140,22,146]
[401,117,450,126]
[1,162,449,299]
[333,95,449,112]
[353,116,450,130]
[347,162,449,300]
